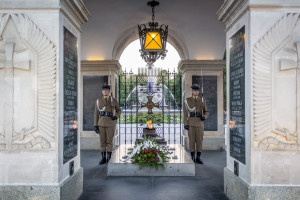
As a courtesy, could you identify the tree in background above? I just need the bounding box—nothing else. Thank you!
[157,69,182,108]
[119,69,182,109]
[118,69,182,125]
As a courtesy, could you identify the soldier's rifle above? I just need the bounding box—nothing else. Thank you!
[200,67,207,118]
[110,70,116,117]
[201,67,204,117]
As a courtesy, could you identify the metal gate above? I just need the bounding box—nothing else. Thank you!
[118,69,182,145]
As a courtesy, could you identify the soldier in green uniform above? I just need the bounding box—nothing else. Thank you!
[94,84,121,165]
[183,84,209,164]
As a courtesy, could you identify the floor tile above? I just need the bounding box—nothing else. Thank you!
[79,150,229,200]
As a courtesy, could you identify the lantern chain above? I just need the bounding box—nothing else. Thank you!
[147,0,159,23]
[152,7,155,22]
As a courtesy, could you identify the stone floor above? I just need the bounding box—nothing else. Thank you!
[79,149,228,200]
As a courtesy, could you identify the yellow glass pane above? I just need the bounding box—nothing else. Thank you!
[144,32,162,50]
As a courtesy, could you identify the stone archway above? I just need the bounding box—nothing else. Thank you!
[112,24,189,61]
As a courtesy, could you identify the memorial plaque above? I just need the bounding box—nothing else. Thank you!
[192,76,218,131]
[229,26,246,164]
[83,76,108,131]
[63,27,78,164]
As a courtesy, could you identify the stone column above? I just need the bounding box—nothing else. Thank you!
[217,1,300,199]
[0,1,90,199]
[179,60,225,150]
[80,60,121,150]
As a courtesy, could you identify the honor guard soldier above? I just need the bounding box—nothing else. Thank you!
[94,84,121,165]
[183,84,209,164]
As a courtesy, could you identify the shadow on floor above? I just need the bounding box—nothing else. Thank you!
[79,150,228,200]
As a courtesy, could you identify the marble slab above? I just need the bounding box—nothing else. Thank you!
[107,144,195,176]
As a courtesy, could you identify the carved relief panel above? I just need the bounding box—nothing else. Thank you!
[0,14,57,150]
[253,13,300,150]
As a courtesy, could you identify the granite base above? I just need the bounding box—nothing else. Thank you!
[80,132,119,150]
[224,167,300,200]
[0,168,83,200]
[80,134,100,150]
[183,135,225,151]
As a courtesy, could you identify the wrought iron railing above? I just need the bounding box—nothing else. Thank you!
[118,69,182,145]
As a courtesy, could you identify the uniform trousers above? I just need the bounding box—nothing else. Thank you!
[99,126,115,152]
[188,126,204,152]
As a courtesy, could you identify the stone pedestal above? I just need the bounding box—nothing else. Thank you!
[179,60,225,151]
[80,60,121,150]
[217,1,300,199]
[108,144,195,176]
[0,1,89,199]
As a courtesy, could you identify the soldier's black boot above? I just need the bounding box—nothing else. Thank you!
[106,152,112,163]
[99,152,106,165]
[190,152,195,162]
[196,152,203,164]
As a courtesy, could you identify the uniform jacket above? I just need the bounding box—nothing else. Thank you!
[183,96,209,127]
[94,96,121,127]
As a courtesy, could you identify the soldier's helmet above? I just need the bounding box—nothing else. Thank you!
[191,84,200,90]
[102,84,111,90]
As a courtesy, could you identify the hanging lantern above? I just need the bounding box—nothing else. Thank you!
[138,0,168,69]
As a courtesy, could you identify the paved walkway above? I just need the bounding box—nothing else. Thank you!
[79,150,228,200]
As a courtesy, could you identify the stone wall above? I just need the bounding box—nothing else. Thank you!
[217,0,300,199]
[0,1,90,199]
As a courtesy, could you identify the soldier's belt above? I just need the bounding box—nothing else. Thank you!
[99,111,113,117]
[189,112,202,117]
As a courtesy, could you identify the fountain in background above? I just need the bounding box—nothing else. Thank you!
[125,76,179,112]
